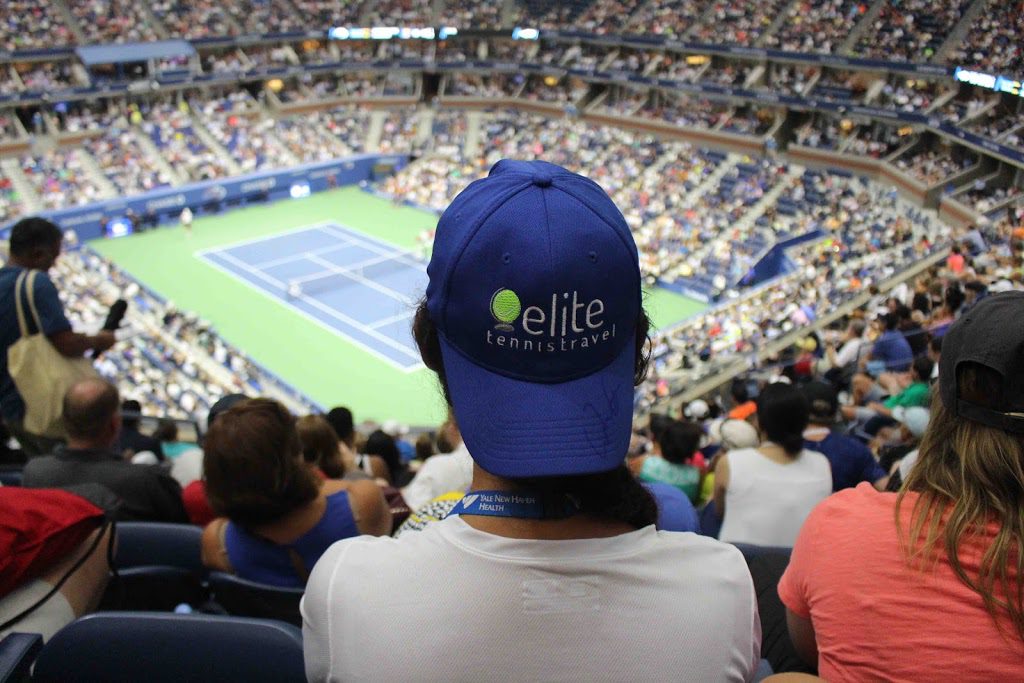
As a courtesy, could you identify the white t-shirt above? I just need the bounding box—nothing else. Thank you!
[400,444,473,510]
[719,447,832,548]
[302,516,760,682]
[834,337,866,368]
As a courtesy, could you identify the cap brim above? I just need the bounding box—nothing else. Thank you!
[438,335,634,478]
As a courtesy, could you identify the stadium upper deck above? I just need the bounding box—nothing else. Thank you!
[0,0,1020,80]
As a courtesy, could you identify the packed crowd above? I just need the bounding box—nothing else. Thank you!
[949,0,1024,78]
[639,184,949,406]
[151,0,237,39]
[0,0,73,52]
[624,0,708,37]
[690,0,790,45]
[876,77,946,114]
[86,123,174,196]
[67,0,162,45]
[895,148,973,185]
[0,0,1017,82]
[52,239,318,421]
[853,0,971,62]
[3,164,1021,681]
[140,101,234,182]
[762,0,868,54]
[19,149,104,212]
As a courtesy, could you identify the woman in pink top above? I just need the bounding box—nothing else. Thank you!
[779,293,1024,681]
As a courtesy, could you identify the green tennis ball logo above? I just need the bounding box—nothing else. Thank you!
[490,288,521,328]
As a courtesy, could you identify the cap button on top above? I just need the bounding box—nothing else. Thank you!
[532,170,554,188]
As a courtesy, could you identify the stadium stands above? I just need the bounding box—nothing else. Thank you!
[1,3,1024,678]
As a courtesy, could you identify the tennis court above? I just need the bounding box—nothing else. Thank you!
[198,222,427,370]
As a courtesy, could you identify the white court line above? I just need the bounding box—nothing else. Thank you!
[213,250,422,362]
[304,253,409,303]
[193,221,339,258]
[318,224,427,272]
[198,252,422,372]
[250,239,356,270]
[368,310,414,330]
[292,250,416,286]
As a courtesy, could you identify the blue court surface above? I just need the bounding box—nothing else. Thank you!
[196,222,428,370]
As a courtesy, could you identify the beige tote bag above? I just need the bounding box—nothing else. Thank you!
[7,270,98,438]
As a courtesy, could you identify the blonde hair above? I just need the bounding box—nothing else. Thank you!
[897,363,1024,640]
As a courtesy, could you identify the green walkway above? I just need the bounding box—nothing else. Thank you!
[92,187,705,425]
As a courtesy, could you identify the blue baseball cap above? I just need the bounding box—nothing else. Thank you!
[426,160,642,478]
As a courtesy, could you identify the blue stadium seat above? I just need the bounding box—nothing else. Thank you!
[31,612,305,683]
[697,502,721,539]
[113,522,203,572]
[207,572,304,627]
[101,523,207,611]
[0,632,42,683]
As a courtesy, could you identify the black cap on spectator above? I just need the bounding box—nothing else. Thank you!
[802,381,838,422]
[206,393,247,432]
[939,292,1024,434]
[964,280,987,293]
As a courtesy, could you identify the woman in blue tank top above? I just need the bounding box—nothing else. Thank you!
[199,399,392,587]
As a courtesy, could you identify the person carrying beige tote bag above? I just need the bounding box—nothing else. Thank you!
[8,270,98,439]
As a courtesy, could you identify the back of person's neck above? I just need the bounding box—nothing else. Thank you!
[66,438,115,452]
[459,465,635,540]
[803,423,832,441]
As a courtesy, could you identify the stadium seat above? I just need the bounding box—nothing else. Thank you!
[0,632,42,683]
[207,572,304,627]
[113,522,203,572]
[730,543,814,675]
[100,523,207,611]
[697,502,722,539]
[31,612,305,683]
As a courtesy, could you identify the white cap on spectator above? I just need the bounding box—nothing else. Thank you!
[684,399,710,420]
[382,419,409,437]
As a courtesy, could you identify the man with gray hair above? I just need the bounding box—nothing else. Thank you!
[23,378,186,522]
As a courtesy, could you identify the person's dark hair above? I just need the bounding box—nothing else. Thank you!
[929,336,943,355]
[296,414,345,479]
[912,356,934,382]
[411,298,657,529]
[648,413,673,445]
[951,245,962,255]
[326,406,355,446]
[730,378,749,405]
[152,418,178,442]
[121,399,142,430]
[203,398,320,527]
[945,285,965,314]
[965,280,987,294]
[63,379,119,442]
[364,429,402,483]
[756,383,810,457]
[517,465,658,529]
[881,313,899,331]
[8,217,61,257]
[659,420,703,466]
[415,432,435,460]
